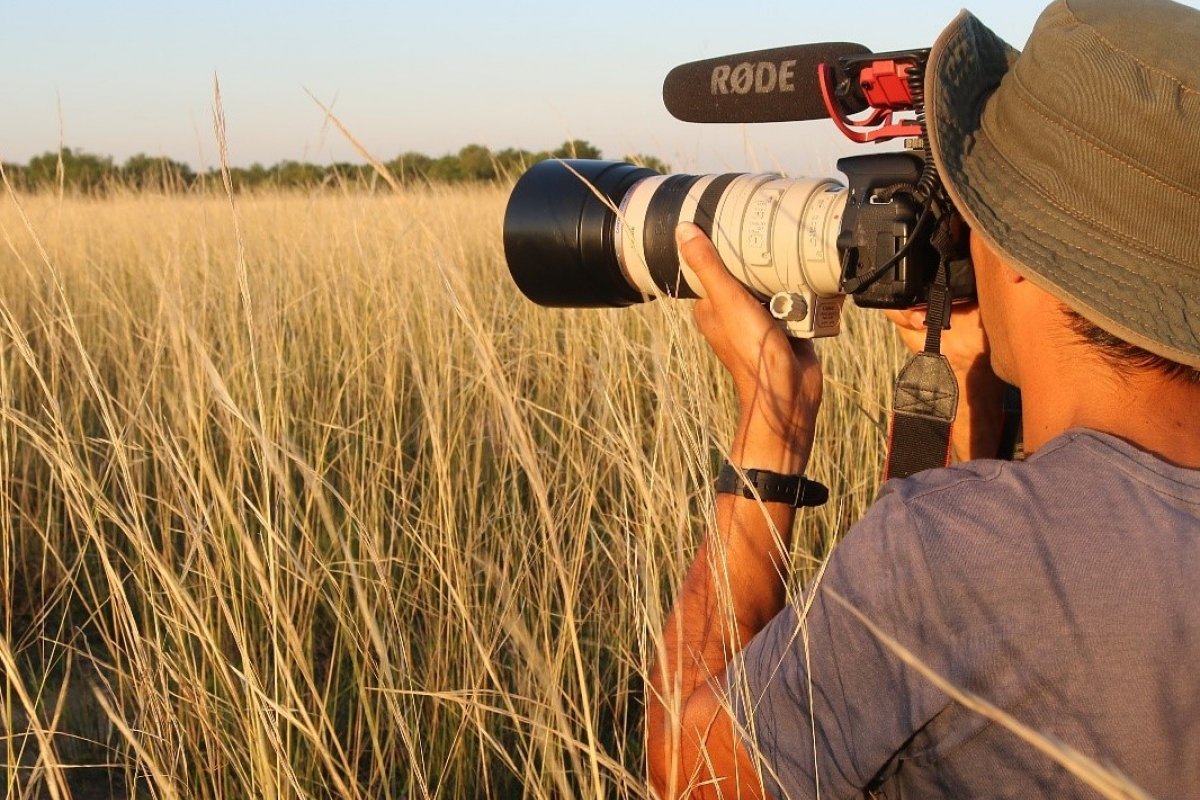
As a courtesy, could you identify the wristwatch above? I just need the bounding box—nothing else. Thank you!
[716,461,829,508]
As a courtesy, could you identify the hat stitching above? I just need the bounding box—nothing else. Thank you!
[977,219,1200,361]
[1063,0,1200,96]
[1007,69,1200,202]
[974,119,1195,267]
[995,202,1198,320]
[974,163,1200,300]
[953,147,1200,361]
[971,173,1200,310]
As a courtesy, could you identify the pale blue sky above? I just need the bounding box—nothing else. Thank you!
[6,1,1197,175]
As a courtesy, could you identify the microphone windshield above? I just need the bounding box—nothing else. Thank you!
[663,42,871,124]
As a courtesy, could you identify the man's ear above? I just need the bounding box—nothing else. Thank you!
[973,232,1024,285]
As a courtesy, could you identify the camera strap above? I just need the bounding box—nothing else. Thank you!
[884,215,959,480]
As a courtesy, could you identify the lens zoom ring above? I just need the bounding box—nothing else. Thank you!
[692,174,740,241]
[643,174,702,298]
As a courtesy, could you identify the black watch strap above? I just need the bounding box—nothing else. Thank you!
[715,461,829,507]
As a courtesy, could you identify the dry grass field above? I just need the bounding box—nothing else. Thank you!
[0,181,898,798]
[0,182,1138,799]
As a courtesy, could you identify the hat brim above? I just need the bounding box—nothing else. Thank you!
[926,10,1200,369]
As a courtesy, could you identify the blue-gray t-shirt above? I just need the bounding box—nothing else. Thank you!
[730,428,1200,799]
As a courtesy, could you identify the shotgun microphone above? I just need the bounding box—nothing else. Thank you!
[662,42,872,124]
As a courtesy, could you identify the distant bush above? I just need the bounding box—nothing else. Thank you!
[2,140,670,194]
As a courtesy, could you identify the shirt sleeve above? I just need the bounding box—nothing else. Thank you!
[726,489,955,800]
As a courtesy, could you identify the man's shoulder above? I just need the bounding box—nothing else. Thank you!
[883,427,1199,508]
[879,426,1086,508]
[858,444,1041,552]
[874,426,1192,516]
[880,456,1008,506]
[844,426,1200,572]
[840,431,1094,567]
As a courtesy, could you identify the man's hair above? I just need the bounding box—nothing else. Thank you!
[1065,308,1200,385]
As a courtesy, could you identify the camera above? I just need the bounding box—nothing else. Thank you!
[502,47,974,338]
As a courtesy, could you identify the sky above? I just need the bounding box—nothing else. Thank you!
[7,1,1200,177]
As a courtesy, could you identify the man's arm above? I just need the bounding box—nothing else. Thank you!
[646,224,822,799]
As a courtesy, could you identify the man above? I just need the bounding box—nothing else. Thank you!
[646,1,1200,797]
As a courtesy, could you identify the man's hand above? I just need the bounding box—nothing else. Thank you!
[678,223,822,476]
[885,303,1008,461]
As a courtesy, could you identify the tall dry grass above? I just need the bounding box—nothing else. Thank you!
[2,180,1144,799]
[0,180,898,797]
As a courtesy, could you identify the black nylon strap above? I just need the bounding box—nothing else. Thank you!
[922,217,956,353]
[887,413,954,480]
[997,383,1024,461]
[715,461,829,507]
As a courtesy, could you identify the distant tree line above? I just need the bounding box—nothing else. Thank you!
[0,141,671,194]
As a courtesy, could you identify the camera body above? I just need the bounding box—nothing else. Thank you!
[501,48,973,338]
[836,153,974,313]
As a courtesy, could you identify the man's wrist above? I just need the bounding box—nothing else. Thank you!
[728,356,820,475]
[717,462,829,507]
[730,412,812,476]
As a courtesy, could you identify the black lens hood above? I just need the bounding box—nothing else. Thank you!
[503,159,658,308]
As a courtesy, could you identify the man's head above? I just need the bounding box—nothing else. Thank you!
[926,0,1200,378]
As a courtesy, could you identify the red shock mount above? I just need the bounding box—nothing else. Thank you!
[817,56,924,143]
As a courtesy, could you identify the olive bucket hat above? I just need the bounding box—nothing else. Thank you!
[926,0,1200,369]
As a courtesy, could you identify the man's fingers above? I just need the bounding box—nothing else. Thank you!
[676,223,743,300]
[884,308,926,332]
[693,298,715,335]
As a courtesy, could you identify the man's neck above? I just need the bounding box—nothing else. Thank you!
[1017,349,1200,469]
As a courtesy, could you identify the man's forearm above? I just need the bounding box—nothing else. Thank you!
[647,412,809,797]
